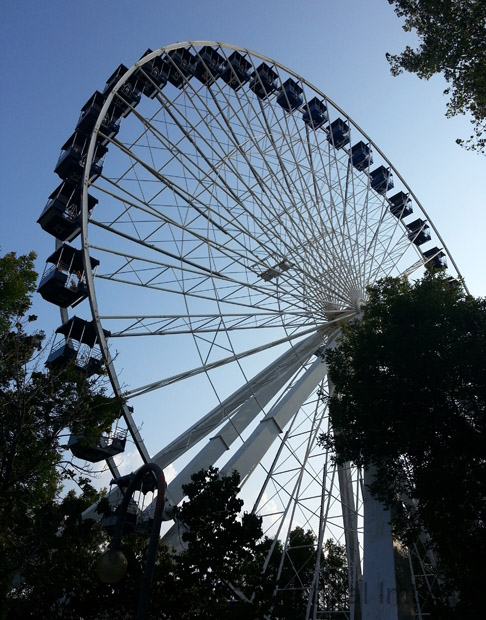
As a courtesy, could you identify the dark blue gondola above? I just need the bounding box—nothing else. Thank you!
[102,499,139,535]
[327,118,350,148]
[351,141,373,171]
[55,131,106,184]
[249,63,278,100]
[277,78,303,111]
[302,97,328,129]
[37,181,98,242]
[103,64,142,119]
[112,469,157,494]
[389,191,413,219]
[164,48,196,88]
[135,49,168,98]
[370,166,394,195]
[37,244,99,308]
[407,219,431,246]
[104,64,130,93]
[46,316,110,376]
[193,46,224,85]
[76,91,120,144]
[68,428,127,463]
[423,247,447,270]
[220,51,251,91]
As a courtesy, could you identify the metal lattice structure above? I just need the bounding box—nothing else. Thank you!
[37,42,462,618]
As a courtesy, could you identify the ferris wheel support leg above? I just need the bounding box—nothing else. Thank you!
[150,329,326,472]
[362,467,415,619]
[338,462,363,620]
[161,357,328,548]
[162,341,317,508]
[219,355,328,482]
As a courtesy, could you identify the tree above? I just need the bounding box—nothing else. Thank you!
[319,540,349,616]
[386,0,486,152]
[6,466,271,620]
[173,472,349,619]
[322,273,486,616]
[267,527,319,620]
[5,480,110,619]
[165,467,270,619]
[6,459,349,619]
[263,527,348,619]
[0,251,121,612]
[1,251,349,618]
[0,251,37,333]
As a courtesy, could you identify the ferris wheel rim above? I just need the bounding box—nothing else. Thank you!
[78,41,466,457]
[36,41,454,616]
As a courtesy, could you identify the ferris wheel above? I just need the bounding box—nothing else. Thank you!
[37,42,461,618]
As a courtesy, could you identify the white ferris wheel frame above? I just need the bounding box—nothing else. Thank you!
[69,41,460,619]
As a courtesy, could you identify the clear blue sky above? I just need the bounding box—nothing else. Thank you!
[1,0,484,469]
[1,0,483,302]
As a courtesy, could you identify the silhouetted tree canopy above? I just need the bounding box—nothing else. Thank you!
[0,251,121,615]
[323,273,486,617]
[1,251,349,619]
[387,0,486,152]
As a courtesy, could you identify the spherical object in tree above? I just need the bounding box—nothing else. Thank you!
[96,549,128,584]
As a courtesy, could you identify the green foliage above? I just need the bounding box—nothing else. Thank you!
[5,457,349,619]
[320,540,349,615]
[0,251,37,334]
[0,251,122,609]
[264,527,348,619]
[5,480,109,619]
[324,273,486,616]
[5,467,270,620]
[0,251,349,617]
[387,0,486,152]
[164,467,269,619]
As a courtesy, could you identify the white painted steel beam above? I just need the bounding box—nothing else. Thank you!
[84,330,325,524]
[163,336,318,507]
[151,329,326,472]
[219,355,328,481]
[338,462,363,620]
[162,352,328,548]
[362,467,399,620]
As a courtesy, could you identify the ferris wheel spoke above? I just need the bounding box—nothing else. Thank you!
[258,81,360,286]
[151,86,319,272]
[367,229,415,284]
[102,311,313,336]
[191,78,328,268]
[309,138,363,294]
[123,71,362,310]
[92,212,283,304]
[91,217,225,278]
[360,191,396,282]
[124,324,327,399]
[348,169,372,284]
[94,270,319,318]
[95,174,316,312]
[159,347,327,538]
[219,355,328,486]
[303,128,357,277]
[146,329,327,470]
[241,107,332,267]
[346,164,377,289]
[91,208,331,315]
[148,83,299,249]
